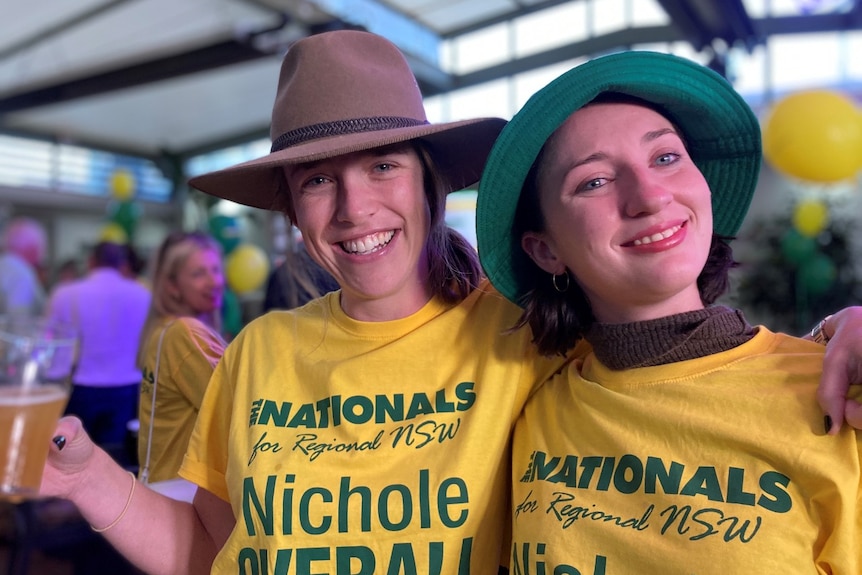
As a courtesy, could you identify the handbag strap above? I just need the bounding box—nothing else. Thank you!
[140,320,175,484]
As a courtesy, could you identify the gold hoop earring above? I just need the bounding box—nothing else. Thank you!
[552,271,569,293]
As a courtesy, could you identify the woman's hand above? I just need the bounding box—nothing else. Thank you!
[40,415,220,575]
[816,307,862,433]
[40,415,98,500]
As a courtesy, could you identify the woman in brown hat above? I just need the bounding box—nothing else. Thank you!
[39,31,861,575]
[39,30,565,574]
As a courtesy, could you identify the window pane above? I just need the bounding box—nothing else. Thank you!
[593,0,629,36]
[514,3,588,58]
[769,33,843,91]
[446,24,510,75]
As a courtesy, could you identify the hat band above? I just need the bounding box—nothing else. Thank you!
[271,116,429,153]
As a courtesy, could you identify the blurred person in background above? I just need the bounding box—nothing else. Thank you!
[52,257,82,289]
[135,231,226,484]
[0,216,47,316]
[122,243,149,286]
[47,241,151,462]
[262,224,339,312]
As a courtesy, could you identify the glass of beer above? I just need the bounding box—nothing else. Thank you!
[0,316,77,501]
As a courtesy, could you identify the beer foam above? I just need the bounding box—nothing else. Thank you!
[0,385,67,406]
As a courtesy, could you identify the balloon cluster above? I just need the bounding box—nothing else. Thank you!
[780,199,836,296]
[99,169,142,244]
[762,89,861,297]
[208,214,270,295]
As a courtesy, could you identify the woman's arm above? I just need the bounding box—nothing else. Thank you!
[42,416,233,575]
[812,307,862,433]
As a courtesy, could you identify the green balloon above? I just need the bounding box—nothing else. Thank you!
[221,288,242,339]
[106,200,141,237]
[209,214,242,255]
[798,253,836,296]
[780,229,817,266]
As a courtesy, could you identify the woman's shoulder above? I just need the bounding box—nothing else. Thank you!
[754,325,827,354]
[167,316,222,343]
[233,297,331,340]
[464,278,526,320]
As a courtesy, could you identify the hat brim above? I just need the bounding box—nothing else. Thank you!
[476,51,762,305]
[189,117,506,211]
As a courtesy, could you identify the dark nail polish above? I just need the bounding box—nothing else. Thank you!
[823,415,833,434]
[52,436,66,450]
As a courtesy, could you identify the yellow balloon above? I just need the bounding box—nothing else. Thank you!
[858,109,862,168]
[110,169,136,201]
[762,90,862,182]
[792,199,829,238]
[99,222,128,244]
[226,243,270,294]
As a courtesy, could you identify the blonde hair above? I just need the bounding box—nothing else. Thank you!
[136,232,223,367]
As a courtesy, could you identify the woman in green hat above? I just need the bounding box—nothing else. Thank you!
[476,51,860,573]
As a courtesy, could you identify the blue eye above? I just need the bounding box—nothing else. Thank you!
[300,175,330,191]
[656,153,680,166]
[577,178,606,193]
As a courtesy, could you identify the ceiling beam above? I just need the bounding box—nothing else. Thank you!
[440,0,579,38]
[0,0,133,61]
[0,38,273,114]
[451,25,684,94]
[0,14,457,115]
[655,0,760,52]
[759,10,862,35]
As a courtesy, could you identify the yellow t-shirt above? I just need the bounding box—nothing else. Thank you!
[511,327,861,574]
[180,281,567,574]
[139,316,225,483]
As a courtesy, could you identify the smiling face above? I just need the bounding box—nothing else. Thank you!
[167,246,225,318]
[521,101,714,323]
[284,144,432,321]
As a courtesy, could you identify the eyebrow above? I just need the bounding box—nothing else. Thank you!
[565,127,680,170]
[642,127,677,143]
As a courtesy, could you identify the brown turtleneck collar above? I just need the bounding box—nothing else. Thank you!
[585,306,756,370]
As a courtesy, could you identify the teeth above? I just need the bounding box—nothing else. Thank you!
[632,225,681,246]
[342,231,395,254]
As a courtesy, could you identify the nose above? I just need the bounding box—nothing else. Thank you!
[622,168,672,218]
[335,172,376,223]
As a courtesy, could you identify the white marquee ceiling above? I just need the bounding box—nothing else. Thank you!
[0,0,858,160]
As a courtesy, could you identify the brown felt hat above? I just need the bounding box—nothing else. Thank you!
[189,30,506,211]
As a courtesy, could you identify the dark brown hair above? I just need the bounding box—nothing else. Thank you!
[91,241,129,270]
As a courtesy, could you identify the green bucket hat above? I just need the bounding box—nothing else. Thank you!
[476,51,762,305]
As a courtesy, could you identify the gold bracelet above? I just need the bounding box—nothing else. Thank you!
[92,470,137,533]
